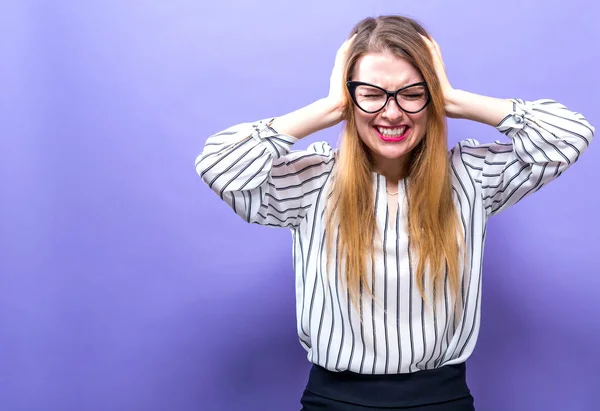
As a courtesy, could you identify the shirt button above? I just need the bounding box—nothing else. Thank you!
[514,115,524,123]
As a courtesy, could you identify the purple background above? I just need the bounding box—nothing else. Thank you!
[1,1,599,410]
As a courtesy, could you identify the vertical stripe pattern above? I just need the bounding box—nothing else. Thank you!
[196,99,594,374]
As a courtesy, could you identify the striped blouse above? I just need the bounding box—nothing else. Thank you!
[196,99,594,375]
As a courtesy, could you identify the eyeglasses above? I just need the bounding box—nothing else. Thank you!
[346,81,431,114]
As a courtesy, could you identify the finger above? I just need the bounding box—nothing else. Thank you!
[420,34,440,55]
[433,40,442,56]
[422,35,443,61]
[342,34,357,50]
[419,33,433,47]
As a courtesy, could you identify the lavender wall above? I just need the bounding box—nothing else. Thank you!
[1,1,598,410]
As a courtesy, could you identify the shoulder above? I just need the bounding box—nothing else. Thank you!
[306,141,338,157]
[448,139,486,164]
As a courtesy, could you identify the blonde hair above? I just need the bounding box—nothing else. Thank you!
[326,15,464,311]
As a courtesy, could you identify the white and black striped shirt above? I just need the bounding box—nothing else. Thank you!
[196,99,594,375]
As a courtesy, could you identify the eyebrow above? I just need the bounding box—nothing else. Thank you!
[350,81,426,91]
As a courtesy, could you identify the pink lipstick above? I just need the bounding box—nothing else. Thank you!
[373,126,411,142]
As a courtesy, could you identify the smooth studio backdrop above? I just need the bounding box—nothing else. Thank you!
[1,0,599,410]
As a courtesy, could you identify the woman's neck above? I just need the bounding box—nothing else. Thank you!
[373,157,409,182]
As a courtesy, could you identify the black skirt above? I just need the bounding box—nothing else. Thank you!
[300,363,475,411]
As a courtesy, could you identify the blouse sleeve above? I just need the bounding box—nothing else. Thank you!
[450,99,595,217]
[195,118,336,228]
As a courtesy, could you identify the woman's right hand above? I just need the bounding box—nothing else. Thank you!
[268,34,357,139]
[326,34,357,124]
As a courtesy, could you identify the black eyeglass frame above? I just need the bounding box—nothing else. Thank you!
[346,81,432,114]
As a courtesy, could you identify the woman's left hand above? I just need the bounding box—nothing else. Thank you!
[420,35,461,118]
[420,34,514,125]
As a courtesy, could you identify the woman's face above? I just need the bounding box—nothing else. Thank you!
[350,51,429,175]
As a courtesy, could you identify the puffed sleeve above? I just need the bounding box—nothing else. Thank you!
[196,118,336,228]
[450,99,594,217]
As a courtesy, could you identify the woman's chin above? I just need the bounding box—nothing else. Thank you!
[374,147,412,161]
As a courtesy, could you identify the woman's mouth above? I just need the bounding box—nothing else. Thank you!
[373,125,410,142]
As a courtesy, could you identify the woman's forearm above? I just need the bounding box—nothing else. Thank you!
[269,98,345,139]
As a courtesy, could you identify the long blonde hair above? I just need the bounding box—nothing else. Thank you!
[326,15,464,311]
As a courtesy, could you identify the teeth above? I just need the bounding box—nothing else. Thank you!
[377,126,407,137]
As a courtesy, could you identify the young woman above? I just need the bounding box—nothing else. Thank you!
[196,15,594,411]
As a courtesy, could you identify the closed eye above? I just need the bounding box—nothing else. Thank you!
[401,93,425,100]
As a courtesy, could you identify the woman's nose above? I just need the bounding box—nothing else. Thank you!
[381,97,405,122]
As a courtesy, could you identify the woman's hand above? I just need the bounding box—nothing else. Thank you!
[267,35,358,139]
[420,34,461,118]
[325,34,357,123]
[421,34,513,125]
[423,37,512,126]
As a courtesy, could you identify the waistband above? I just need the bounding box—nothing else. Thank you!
[305,363,471,407]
